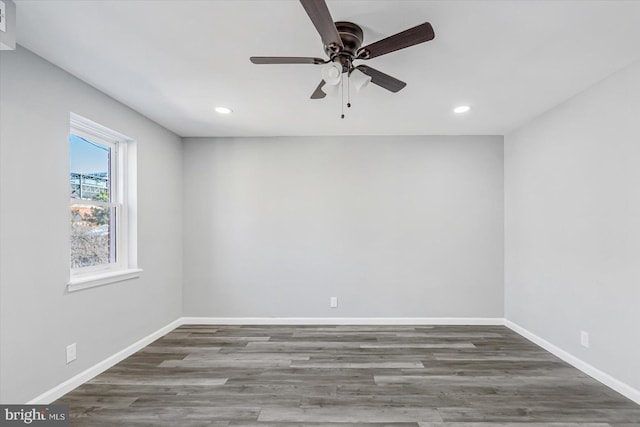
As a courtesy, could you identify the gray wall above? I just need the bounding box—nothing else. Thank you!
[505,60,640,391]
[182,136,504,318]
[0,47,183,403]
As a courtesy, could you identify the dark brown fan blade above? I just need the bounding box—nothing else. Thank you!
[356,65,406,93]
[250,57,326,64]
[299,0,343,50]
[310,81,327,99]
[358,22,434,59]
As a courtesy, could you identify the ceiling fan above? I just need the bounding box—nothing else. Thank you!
[250,0,435,105]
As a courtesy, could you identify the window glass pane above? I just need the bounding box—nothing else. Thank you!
[70,204,116,268]
[70,134,111,201]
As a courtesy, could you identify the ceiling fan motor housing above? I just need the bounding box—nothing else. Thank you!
[325,21,364,72]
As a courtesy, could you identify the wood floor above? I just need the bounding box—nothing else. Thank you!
[55,325,640,426]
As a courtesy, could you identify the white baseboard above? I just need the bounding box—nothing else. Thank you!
[180,317,505,326]
[504,319,640,405]
[27,318,182,404]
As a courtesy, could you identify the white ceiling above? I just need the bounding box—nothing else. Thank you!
[14,0,640,137]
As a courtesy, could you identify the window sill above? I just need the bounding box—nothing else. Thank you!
[67,268,143,292]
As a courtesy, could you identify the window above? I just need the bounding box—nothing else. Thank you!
[68,114,139,291]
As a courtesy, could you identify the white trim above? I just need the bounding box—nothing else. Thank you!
[70,113,131,144]
[504,319,640,405]
[67,268,142,292]
[26,318,181,404]
[180,317,505,326]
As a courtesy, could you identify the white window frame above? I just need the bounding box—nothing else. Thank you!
[68,113,141,291]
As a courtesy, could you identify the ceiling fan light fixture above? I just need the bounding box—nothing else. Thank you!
[320,81,339,96]
[350,69,372,92]
[321,62,343,86]
[453,105,471,114]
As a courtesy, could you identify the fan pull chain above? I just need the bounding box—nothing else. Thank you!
[341,77,345,119]
[347,74,351,108]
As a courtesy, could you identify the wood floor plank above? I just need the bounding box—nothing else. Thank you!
[257,406,443,422]
[360,343,476,349]
[54,325,640,426]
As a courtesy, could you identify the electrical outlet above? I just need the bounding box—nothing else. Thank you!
[330,296,338,308]
[66,343,77,364]
[580,331,589,348]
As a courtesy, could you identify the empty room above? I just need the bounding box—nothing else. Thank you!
[1,0,639,425]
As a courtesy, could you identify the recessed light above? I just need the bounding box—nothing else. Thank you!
[454,105,471,114]
[215,107,233,114]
